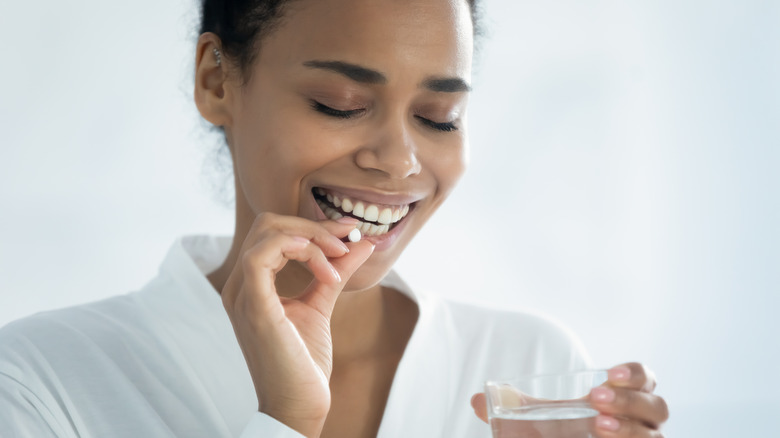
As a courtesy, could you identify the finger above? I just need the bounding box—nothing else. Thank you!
[299,239,375,317]
[594,415,666,438]
[470,393,488,424]
[248,213,353,258]
[223,234,311,321]
[281,237,343,285]
[590,386,669,429]
[607,363,658,393]
[310,217,362,254]
[258,233,342,285]
[236,234,340,312]
[318,216,361,238]
[484,384,545,408]
[478,385,549,425]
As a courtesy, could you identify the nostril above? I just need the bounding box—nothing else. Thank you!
[354,147,421,179]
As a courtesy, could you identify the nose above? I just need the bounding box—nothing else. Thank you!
[354,118,422,179]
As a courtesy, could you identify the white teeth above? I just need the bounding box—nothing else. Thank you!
[364,205,379,222]
[315,188,412,232]
[316,199,343,221]
[352,202,365,218]
[324,207,342,220]
[378,207,392,225]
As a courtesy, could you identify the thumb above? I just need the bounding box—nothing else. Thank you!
[471,393,488,424]
[299,239,375,317]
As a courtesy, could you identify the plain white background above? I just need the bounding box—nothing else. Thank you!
[1,0,778,436]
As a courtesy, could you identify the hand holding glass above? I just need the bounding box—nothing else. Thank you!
[485,370,607,438]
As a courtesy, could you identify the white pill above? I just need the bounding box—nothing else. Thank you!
[348,228,362,243]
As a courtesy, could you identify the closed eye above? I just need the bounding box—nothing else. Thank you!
[312,100,457,132]
[311,100,364,119]
[415,115,458,132]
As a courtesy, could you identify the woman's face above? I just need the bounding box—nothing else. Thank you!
[224,0,473,291]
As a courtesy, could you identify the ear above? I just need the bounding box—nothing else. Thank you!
[194,33,234,128]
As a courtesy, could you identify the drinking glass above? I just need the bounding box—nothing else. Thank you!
[485,370,607,438]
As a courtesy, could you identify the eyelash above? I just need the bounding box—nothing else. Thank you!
[311,101,363,119]
[414,116,458,133]
[311,101,458,133]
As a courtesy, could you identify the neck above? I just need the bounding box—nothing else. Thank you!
[331,284,418,364]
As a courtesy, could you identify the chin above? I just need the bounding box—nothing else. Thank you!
[342,260,397,293]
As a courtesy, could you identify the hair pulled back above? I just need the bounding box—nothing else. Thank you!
[200,0,481,82]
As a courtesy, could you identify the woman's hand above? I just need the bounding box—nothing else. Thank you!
[587,362,669,437]
[470,363,669,437]
[219,213,374,438]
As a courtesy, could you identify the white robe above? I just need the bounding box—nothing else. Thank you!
[0,236,591,437]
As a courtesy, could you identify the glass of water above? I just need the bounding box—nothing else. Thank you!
[485,370,607,438]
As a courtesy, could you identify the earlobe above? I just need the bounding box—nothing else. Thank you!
[194,33,233,127]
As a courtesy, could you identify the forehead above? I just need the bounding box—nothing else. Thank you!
[254,0,474,82]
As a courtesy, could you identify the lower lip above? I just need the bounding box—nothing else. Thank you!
[309,195,412,252]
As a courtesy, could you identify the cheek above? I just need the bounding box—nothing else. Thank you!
[427,139,468,198]
[230,114,303,213]
[230,104,356,214]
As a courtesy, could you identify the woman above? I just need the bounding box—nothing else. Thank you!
[0,0,668,436]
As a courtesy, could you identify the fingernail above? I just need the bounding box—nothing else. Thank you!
[333,238,350,253]
[609,366,631,382]
[329,264,342,283]
[595,415,620,431]
[591,387,615,403]
[336,216,359,225]
[292,236,310,246]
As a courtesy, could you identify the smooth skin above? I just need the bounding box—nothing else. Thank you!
[193,0,669,437]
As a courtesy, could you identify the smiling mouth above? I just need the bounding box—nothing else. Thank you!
[312,187,413,237]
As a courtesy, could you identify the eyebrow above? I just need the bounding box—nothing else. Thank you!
[303,60,386,84]
[422,77,472,93]
[303,59,471,93]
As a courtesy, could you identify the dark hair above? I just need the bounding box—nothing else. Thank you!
[200,0,482,82]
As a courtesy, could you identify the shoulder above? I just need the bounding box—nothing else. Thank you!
[0,292,151,376]
[432,296,593,376]
[447,298,580,339]
[0,258,195,377]
[451,298,587,346]
[388,272,591,372]
[0,290,163,437]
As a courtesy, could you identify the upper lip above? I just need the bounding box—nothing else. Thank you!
[312,185,425,206]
